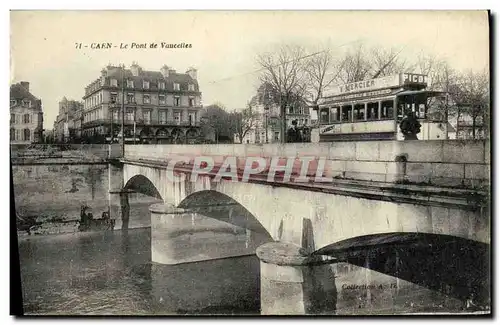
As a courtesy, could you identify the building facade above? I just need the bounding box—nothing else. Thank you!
[53,97,84,142]
[82,63,203,144]
[235,102,311,144]
[10,82,44,144]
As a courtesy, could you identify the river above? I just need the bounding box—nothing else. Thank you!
[18,227,261,315]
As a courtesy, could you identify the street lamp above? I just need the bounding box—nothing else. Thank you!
[120,64,126,156]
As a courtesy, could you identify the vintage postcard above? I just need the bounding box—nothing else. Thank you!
[10,10,491,316]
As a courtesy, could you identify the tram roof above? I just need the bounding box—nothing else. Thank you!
[397,89,447,97]
[318,89,447,107]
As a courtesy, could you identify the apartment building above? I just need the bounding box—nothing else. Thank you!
[53,97,84,142]
[81,63,203,144]
[10,82,44,144]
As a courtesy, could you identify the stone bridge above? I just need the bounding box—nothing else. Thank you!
[108,140,490,314]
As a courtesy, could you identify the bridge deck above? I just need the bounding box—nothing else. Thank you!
[121,158,487,211]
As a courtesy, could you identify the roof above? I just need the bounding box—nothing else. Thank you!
[86,66,200,95]
[10,83,39,102]
[106,67,196,84]
[397,90,447,97]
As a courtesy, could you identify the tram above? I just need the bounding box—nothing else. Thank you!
[315,73,448,141]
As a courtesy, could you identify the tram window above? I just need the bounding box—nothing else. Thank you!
[341,105,352,122]
[418,104,426,119]
[381,100,394,119]
[320,109,329,124]
[367,102,378,120]
[330,107,340,122]
[354,104,365,121]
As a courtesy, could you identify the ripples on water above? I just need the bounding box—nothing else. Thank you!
[18,228,260,315]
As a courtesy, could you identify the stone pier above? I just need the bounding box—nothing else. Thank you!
[108,161,130,229]
[149,202,264,313]
[256,242,338,315]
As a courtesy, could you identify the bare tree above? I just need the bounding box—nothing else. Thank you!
[230,102,259,144]
[336,44,372,83]
[452,69,489,139]
[370,47,410,78]
[302,49,344,108]
[256,44,308,143]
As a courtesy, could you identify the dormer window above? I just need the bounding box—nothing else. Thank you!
[10,100,16,107]
[173,83,180,91]
[188,84,195,91]
[127,80,134,88]
[143,81,150,89]
[23,100,31,107]
[159,82,165,90]
[110,78,118,87]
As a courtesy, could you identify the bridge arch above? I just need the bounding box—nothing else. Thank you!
[314,232,490,304]
[178,190,273,240]
[124,174,163,200]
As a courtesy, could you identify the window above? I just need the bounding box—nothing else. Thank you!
[110,79,118,87]
[288,105,293,114]
[143,110,151,124]
[159,110,167,124]
[305,119,308,125]
[127,80,134,88]
[126,109,134,121]
[418,104,426,119]
[159,82,165,90]
[330,107,340,122]
[174,111,181,125]
[15,129,20,141]
[381,100,394,119]
[174,97,180,107]
[188,97,195,107]
[23,114,30,124]
[110,92,118,104]
[274,132,280,141]
[143,81,150,89]
[143,94,151,104]
[10,100,16,106]
[23,129,30,141]
[341,105,352,122]
[10,114,15,123]
[127,93,135,104]
[367,102,379,120]
[188,84,195,91]
[173,83,180,91]
[320,109,329,124]
[353,104,365,121]
[188,112,196,125]
[113,110,119,121]
[10,128,14,141]
[23,100,31,107]
[159,95,166,105]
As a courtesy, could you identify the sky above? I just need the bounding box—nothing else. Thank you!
[10,10,489,129]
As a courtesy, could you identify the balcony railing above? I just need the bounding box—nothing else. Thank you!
[82,118,201,127]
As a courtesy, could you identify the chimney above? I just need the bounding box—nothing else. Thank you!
[130,62,141,77]
[160,65,170,78]
[20,81,29,92]
[186,67,197,80]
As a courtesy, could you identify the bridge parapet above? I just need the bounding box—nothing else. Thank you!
[124,140,489,190]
